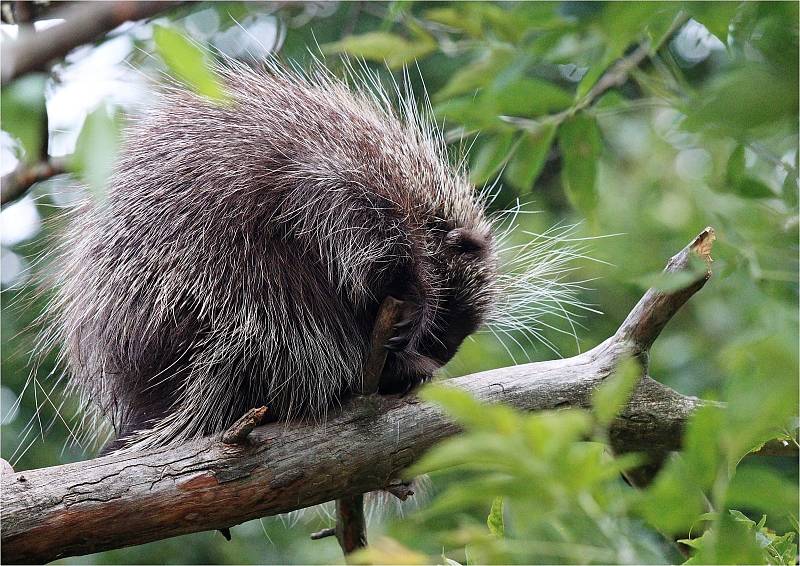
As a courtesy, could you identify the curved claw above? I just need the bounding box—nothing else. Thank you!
[385,335,409,352]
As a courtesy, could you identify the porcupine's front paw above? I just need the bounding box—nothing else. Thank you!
[384,316,414,352]
[380,298,431,395]
[384,300,421,353]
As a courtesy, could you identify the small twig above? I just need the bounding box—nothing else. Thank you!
[218,407,268,542]
[221,406,267,445]
[323,297,404,557]
[309,527,336,540]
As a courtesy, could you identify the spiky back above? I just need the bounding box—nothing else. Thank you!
[46,59,495,452]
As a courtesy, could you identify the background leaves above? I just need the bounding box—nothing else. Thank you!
[0,1,796,564]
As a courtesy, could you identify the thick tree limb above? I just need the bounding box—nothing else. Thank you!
[0,1,180,86]
[1,227,795,564]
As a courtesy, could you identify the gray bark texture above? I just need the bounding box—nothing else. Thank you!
[3,227,790,564]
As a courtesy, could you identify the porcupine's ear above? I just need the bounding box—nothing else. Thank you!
[445,227,489,256]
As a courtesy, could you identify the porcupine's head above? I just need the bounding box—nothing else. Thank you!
[343,77,501,379]
[413,175,499,370]
[373,112,591,382]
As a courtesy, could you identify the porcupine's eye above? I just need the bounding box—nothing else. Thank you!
[445,227,486,256]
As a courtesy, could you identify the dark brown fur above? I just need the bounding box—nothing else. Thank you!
[48,61,498,452]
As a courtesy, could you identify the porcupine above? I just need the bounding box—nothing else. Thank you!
[42,58,588,455]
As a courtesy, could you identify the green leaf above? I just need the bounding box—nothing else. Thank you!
[1,74,47,162]
[434,47,514,101]
[408,433,519,476]
[505,124,557,192]
[323,28,436,69]
[724,145,776,199]
[731,177,775,199]
[435,96,501,131]
[70,105,121,200]
[721,336,798,462]
[492,78,573,117]
[558,113,602,218]
[726,464,799,520]
[153,25,228,102]
[681,405,724,488]
[576,65,606,101]
[419,383,520,434]
[639,456,708,535]
[592,358,641,426]
[470,133,514,186]
[522,409,592,458]
[424,6,483,38]
[693,511,770,564]
[683,65,798,136]
[601,2,661,60]
[487,497,505,537]
[726,144,746,183]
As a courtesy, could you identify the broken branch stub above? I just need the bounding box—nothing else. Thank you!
[221,406,268,445]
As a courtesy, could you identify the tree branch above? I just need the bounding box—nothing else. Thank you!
[0,158,69,206]
[1,1,181,86]
[330,295,403,558]
[1,1,183,206]
[1,227,794,564]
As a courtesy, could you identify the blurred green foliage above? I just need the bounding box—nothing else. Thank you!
[1,1,797,564]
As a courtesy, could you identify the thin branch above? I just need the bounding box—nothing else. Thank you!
[615,227,715,354]
[335,494,367,559]
[327,295,404,557]
[310,527,336,540]
[1,1,181,86]
[1,2,182,205]
[1,228,795,564]
[0,158,69,206]
[543,11,692,128]
[578,12,691,113]
[360,296,404,394]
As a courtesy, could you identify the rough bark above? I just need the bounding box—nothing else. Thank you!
[2,227,793,564]
[1,355,709,564]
